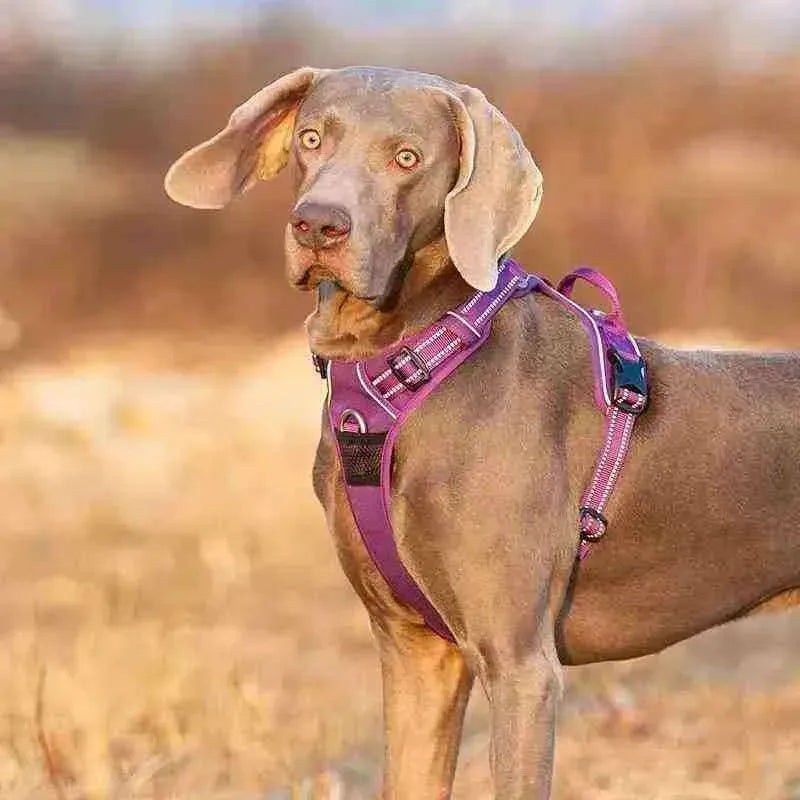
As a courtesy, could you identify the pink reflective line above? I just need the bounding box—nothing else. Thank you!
[356,362,398,420]
[461,290,485,313]
[369,267,522,401]
[578,388,646,559]
[384,341,464,398]
[376,273,524,400]
[533,280,613,408]
[474,275,520,325]
[581,409,634,513]
[599,412,636,508]
[378,328,464,399]
[369,263,523,402]
[372,326,449,387]
[578,540,593,560]
[416,327,462,365]
[582,406,623,504]
[446,310,481,338]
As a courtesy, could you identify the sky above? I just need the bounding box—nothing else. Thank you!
[3,0,798,64]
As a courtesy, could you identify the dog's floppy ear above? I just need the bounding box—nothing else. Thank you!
[440,86,543,291]
[164,66,328,209]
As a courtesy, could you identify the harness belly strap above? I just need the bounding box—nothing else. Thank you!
[316,259,648,642]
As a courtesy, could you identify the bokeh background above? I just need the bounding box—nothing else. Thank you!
[1,1,799,798]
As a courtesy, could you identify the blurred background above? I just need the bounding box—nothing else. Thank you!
[0,1,798,798]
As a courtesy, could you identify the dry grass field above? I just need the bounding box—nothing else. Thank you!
[0,336,797,799]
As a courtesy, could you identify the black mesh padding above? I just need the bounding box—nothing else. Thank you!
[336,431,387,486]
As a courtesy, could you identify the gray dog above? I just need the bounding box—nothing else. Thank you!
[165,66,799,799]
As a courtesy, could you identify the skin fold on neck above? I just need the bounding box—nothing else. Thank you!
[304,236,474,360]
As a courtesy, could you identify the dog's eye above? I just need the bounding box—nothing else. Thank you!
[299,129,321,150]
[395,149,420,169]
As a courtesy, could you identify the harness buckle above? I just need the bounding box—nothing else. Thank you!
[608,348,648,415]
[387,346,431,392]
[311,353,328,379]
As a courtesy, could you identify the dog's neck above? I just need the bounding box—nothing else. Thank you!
[304,237,473,360]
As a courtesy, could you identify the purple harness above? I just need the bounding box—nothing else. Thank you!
[313,259,648,642]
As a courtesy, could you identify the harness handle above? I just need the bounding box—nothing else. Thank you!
[557,267,626,329]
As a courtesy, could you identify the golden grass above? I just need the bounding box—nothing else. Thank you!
[456,682,800,800]
[0,338,381,798]
[0,337,797,798]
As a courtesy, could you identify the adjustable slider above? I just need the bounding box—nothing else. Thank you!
[579,506,608,542]
[387,346,431,392]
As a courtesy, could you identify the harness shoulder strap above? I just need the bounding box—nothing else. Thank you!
[532,265,649,556]
[324,262,535,642]
[318,259,649,642]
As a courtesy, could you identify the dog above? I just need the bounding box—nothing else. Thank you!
[165,66,800,799]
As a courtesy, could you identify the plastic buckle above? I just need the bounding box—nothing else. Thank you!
[311,353,328,379]
[608,348,648,415]
[387,346,431,392]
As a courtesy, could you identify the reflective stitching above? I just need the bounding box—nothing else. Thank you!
[381,339,463,399]
[446,310,481,338]
[462,291,485,312]
[584,406,620,503]
[475,276,519,324]
[599,413,636,509]
[541,285,613,408]
[375,327,448,384]
[356,362,398,419]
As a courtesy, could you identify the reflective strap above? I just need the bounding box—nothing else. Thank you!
[577,388,647,555]
[318,259,648,573]
[369,264,527,404]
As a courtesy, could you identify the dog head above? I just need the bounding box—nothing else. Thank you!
[165,66,543,353]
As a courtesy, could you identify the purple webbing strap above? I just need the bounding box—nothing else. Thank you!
[523,263,648,557]
[322,259,647,641]
[576,386,646,559]
[326,261,535,641]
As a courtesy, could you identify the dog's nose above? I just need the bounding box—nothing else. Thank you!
[290,202,351,249]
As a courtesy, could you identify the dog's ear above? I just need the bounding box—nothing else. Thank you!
[164,66,328,209]
[440,86,543,291]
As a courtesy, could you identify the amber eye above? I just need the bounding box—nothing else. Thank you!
[299,129,321,150]
[395,149,420,169]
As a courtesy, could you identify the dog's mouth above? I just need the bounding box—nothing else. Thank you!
[292,242,415,313]
[295,263,384,306]
[293,263,339,292]
[300,254,414,358]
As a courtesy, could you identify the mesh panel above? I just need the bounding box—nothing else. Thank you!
[336,431,387,486]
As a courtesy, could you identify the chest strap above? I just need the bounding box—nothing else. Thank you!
[315,260,648,641]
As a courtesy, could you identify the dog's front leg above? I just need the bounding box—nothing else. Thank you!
[372,617,473,800]
[482,641,562,800]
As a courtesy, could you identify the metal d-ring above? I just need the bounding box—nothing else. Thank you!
[339,408,368,434]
